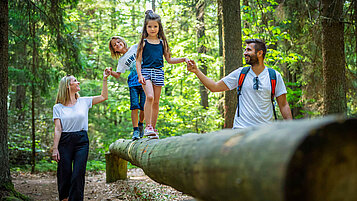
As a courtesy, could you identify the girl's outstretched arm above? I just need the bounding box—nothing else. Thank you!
[164,53,189,64]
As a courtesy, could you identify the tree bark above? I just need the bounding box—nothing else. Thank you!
[152,0,155,12]
[196,0,208,109]
[355,0,357,65]
[321,0,347,115]
[0,0,10,188]
[30,9,37,174]
[222,0,242,128]
[217,0,224,128]
[217,0,223,63]
[109,116,357,201]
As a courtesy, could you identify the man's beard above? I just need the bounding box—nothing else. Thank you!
[245,54,258,65]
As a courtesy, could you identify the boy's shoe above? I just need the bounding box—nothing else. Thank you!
[132,130,140,141]
[139,124,144,138]
[144,126,156,136]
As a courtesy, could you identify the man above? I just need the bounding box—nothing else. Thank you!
[187,39,292,129]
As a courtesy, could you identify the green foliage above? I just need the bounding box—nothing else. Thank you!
[7,0,357,171]
[10,159,56,173]
[86,160,106,172]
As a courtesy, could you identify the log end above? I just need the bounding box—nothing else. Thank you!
[285,118,357,201]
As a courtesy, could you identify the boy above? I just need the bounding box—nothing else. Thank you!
[109,36,145,140]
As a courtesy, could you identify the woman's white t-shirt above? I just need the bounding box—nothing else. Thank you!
[222,67,287,129]
[53,97,93,132]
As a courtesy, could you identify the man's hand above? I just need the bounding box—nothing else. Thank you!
[187,59,198,74]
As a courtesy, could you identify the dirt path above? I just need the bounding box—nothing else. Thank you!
[12,169,194,201]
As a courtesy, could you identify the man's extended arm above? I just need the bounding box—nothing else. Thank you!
[187,60,229,92]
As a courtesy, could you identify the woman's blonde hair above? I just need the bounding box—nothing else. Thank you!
[55,75,79,105]
[108,36,128,59]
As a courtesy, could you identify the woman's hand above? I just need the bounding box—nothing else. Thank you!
[52,147,60,162]
[138,74,146,85]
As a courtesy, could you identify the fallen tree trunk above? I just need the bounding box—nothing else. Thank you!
[109,116,357,201]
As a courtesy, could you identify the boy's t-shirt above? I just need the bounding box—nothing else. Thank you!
[116,44,141,87]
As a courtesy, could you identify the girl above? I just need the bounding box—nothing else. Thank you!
[136,10,189,139]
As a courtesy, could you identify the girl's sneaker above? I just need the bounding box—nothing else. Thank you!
[148,129,159,139]
[148,134,159,139]
[144,126,156,136]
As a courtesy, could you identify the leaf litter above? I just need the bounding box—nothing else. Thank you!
[12,168,194,201]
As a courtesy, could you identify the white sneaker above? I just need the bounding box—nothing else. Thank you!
[148,134,159,139]
[144,126,156,136]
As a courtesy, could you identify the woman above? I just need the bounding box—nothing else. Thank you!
[51,68,111,201]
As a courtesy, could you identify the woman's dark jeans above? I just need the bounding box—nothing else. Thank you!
[57,130,89,201]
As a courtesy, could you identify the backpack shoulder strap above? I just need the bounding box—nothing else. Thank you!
[237,67,250,94]
[236,67,250,117]
[268,68,277,97]
[268,68,277,120]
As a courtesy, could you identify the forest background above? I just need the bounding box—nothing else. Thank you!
[6,0,357,173]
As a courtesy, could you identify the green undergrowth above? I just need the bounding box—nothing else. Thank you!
[10,160,138,173]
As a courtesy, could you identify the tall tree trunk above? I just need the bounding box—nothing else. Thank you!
[217,0,224,128]
[217,0,223,78]
[321,0,346,115]
[0,0,11,188]
[355,0,357,64]
[30,10,36,174]
[196,0,208,109]
[15,42,27,120]
[222,0,242,128]
[152,0,155,12]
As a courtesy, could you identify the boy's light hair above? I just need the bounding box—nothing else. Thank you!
[55,75,80,105]
[109,36,128,59]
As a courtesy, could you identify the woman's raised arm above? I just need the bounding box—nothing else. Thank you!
[92,68,111,105]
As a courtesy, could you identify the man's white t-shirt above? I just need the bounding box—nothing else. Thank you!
[222,67,287,129]
[53,97,93,132]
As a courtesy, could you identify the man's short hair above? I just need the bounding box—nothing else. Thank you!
[245,39,267,58]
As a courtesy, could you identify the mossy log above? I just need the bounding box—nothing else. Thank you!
[108,116,357,201]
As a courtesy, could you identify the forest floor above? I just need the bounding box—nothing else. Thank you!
[12,168,194,201]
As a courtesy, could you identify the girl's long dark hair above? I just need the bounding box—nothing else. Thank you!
[136,10,170,60]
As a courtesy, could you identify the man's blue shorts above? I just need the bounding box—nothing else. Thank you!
[129,86,145,110]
